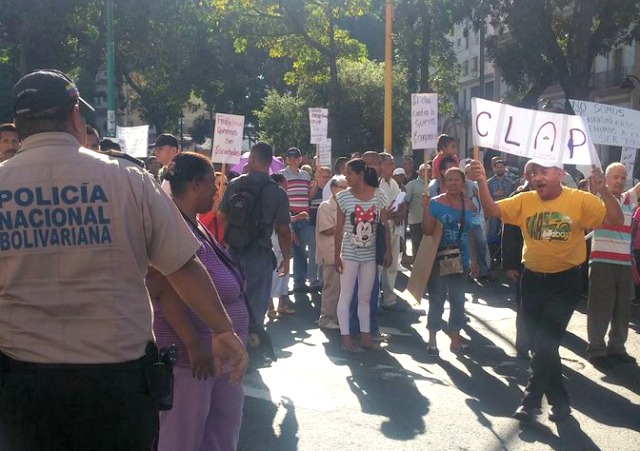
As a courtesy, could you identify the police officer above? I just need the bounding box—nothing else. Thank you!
[0,69,248,450]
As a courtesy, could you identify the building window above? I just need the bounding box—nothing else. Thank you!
[462,60,469,76]
[457,38,461,48]
[465,35,469,49]
[471,57,478,76]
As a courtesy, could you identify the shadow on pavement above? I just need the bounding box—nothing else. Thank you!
[322,341,430,441]
[564,365,640,431]
[238,372,300,451]
[515,418,601,451]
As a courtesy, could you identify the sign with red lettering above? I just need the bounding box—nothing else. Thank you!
[472,98,600,167]
[212,113,245,164]
[411,93,438,150]
[309,108,329,144]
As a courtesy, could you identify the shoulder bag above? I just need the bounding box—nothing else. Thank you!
[436,194,465,276]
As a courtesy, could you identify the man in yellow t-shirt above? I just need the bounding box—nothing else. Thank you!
[469,158,623,423]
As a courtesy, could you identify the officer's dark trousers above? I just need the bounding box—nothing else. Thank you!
[0,354,158,451]
[519,266,581,409]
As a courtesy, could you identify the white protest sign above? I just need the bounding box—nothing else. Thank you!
[115,125,149,157]
[569,99,640,148]
[621,147,636,188]
[411,93,438,149]
[212,113,244,164]
[472,98,600,167]
[309,108,329,144]
[318,138,332,167]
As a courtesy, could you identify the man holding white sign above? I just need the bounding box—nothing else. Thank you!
[468,157,622,423]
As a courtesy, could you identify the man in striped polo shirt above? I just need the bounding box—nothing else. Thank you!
[587,163,638,368]
[280,147,312,291]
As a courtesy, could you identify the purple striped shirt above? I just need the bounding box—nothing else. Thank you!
[153,221,249,368]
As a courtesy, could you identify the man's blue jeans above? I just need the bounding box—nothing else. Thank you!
[291,218,310,288]
[229,246,276,323]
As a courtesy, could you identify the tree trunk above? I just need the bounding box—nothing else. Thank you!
[419,6,432,93]
[327,13,347,155]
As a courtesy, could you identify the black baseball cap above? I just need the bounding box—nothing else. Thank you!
[154,133,179,148]
[13,69,94,118]
[286,147,302,158]
[99,138,122,152]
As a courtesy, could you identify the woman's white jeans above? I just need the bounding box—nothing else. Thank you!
[337,259,377,335]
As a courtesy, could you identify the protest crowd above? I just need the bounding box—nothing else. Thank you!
[0,69,638,450]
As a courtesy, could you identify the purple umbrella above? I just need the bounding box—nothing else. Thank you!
[229,152,286,175]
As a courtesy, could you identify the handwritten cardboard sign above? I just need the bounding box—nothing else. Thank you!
[309,108,329,144]
[472,98,600,166]
[116,125,148,157]
[212,113,244,164]
[569,99,640,149]
[411,93,438,150]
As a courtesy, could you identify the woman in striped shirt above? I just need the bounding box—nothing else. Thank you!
[148,152,249,451]
[335,158,391,353]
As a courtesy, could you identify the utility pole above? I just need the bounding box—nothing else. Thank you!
[106,0,116,136]
[383,0,393,154]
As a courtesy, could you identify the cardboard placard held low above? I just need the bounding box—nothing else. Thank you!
[406,222,443,305]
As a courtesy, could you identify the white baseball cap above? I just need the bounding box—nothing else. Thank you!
[393,167,406,176]
[524,158,564,173]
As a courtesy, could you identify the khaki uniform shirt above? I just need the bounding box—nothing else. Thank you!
[0,132,200,364]
[316,197,337,265]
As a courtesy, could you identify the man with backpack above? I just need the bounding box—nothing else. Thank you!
[219,142,292,322]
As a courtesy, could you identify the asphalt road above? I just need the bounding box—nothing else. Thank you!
[238,265,640,451]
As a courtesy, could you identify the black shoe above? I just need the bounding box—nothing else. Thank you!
[291,285,308,294]
[589,355,614,369]
[516,350,531,361]
[608,353,637,364]
[548,404,572,422]
[426,346,440,356]
[513,405,536,422]
[382,302,407,312]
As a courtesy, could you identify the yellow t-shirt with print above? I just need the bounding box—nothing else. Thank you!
[498,187,606,273]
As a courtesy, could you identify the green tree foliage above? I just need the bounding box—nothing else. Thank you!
[0,0,102,122]
[114,0,208,134]
[475,0,640,103]
[392,1,469,113]
[255,58,410,156]
[255,90,310,154]
[216,0,373,151]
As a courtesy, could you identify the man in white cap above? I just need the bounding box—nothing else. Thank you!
[468,157,623,423]
[392,167,406,189]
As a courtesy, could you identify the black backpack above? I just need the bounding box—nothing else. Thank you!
[224,176,273,252]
